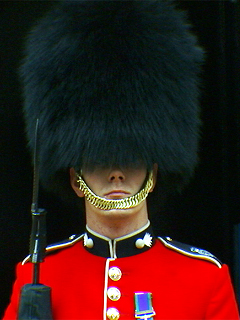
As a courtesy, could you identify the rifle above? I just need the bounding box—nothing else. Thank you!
[17,119,53,320]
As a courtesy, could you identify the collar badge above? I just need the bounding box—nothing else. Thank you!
[135,233,153,249]
[84,233,94,248]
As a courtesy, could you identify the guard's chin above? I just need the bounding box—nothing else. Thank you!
[103,207,136,218]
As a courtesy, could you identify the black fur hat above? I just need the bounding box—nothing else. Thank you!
[21,0,204,195]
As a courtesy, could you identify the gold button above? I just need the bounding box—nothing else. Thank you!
[85,238,94,248]
[107,287,121,301]
[106,307,120,320]
[109,267,122,281]
[135,239,144,249]
[84,234,94,248]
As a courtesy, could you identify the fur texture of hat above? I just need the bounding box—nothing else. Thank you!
[21,0,204,194]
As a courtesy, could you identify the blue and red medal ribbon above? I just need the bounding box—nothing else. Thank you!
[134,292,156,319]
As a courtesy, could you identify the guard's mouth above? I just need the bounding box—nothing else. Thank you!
[104,190,130,199]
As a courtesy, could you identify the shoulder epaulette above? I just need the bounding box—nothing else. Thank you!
[158,236,222,268]
[22,234,84,265]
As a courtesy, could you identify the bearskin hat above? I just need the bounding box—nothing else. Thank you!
[20,0,204,195]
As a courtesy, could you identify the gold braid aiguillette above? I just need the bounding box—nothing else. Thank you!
[76,171,153,210]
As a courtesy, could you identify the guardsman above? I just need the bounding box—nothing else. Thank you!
[3,1,239,319]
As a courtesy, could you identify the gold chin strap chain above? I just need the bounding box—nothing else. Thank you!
[76,171,153,210]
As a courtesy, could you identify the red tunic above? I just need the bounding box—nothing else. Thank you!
[3,229,239,320]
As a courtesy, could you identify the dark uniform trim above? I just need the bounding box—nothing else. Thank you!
[22,234,84,265]
[158,237,222,268]
[22,222,155,263]
[22,231,221,268]
[84,223,155,259]
[22,223,155,263]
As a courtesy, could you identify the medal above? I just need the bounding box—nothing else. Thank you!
[134,292,156,320]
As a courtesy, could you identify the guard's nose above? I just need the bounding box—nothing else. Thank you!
[108,168,125,182]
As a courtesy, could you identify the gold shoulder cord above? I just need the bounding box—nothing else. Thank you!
[76,171,153,210]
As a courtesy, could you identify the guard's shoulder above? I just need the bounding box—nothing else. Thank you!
[158,236,222,268]
[22,234,84,265]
